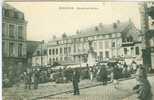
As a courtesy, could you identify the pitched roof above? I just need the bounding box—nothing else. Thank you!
[48,20,140,43]
[71,20,133,38]
[3,3,24,14]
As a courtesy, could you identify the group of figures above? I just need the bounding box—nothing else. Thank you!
[133,66,153,100]
[18,61,153,100]
[22,69,40,90]
[72,63,153,100]
[88,61,137,85]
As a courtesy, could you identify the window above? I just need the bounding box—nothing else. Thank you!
[53,58,55,62]
[2,23,5,36]
[2,8,5,17]
[14,11,18,18]
[4,9,9,17]
[112,42,115,47]
[105,51,109,58]
[9,43,14,56]
[135,47,140,55]
[44,50,47,55]
[9,24,15,38]
[18,44,22,56]
[18,26,23,39]
[56,48,58,55]
[49,49,51,55]
[64,47,67,54]
[2,42,5,55]
[52,49,55,55]
[131,47,134,56]
[60,48,62,54]
[124,48,127,55]
[37,50,40,56]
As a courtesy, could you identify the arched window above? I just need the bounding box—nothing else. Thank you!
[49,49,51,55]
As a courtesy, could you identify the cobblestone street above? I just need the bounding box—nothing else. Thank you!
[3,79,101,100]
[43,76,154,100]
[3,75,154,100]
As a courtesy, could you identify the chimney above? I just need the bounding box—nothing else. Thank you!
[95,26,99,31]
[117,20,120,24]
[113,23,117,29]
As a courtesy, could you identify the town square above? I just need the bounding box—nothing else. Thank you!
[2,1,154,100]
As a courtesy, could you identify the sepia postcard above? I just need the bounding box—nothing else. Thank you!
[1,0,154,100]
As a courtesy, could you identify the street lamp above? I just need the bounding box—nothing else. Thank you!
[41,40,44,67]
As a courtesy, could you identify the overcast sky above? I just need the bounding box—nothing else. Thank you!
[7,2,141,41]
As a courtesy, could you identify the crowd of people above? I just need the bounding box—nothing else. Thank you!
[13,60,152,99]
[19,61,139,90]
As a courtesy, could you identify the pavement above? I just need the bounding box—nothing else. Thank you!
[3,75,154,100]
[50,76,154,100]
[3,79,101,100]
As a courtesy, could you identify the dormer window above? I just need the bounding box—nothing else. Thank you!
[127,36,133,42]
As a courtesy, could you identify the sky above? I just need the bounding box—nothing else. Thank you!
[7,2,141,41]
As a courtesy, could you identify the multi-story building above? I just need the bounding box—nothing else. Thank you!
[26,40,42,68]
[32,41,48,67]
[2,3,27,83]
[140,2,154,70]
[32,20,142,67]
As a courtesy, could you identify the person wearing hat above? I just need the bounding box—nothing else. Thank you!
[72,69,80,95]
[133,66,153,100]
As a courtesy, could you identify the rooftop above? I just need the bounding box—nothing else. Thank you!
[49,20,140,42]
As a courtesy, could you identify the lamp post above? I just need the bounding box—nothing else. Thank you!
[41,40,44,68]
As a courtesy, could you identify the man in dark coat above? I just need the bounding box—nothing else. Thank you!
[113,64,120,88]
[99,65,108,85]
[72,69,80,95]
[133,67,152,100]
[24,69,32,89]
[33,69,39,89]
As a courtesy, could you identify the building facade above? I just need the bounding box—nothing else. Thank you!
[26,40,42,68]
[140,2,154,70]
[2,3,27,83]
[32,41,48,67]
[32,20,142,67]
